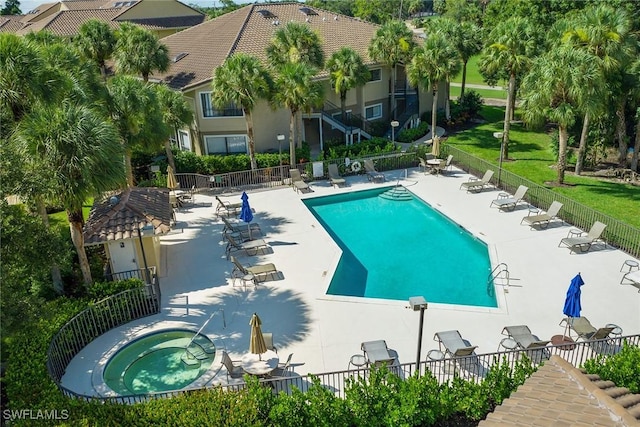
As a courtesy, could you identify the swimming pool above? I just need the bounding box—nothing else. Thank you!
[304,187,496,307]
[103,330,215,395]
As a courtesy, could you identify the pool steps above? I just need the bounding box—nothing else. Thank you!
[378,186,413,201]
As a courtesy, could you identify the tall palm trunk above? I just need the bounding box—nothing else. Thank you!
[37,198,63,294]
[557,125,569,184]
[615,98,628,167]
[289,109,297,165]
[68,209,92,287]
[164,137,176,175]
[631,117,640,172]
[244,109,257,170]
[575,112,589,175]
[445,80,451,120]
[391,65,397,119]
[340,92,347,124]
[125,150,134,187]
[431,84,438,143]
[460,60,468,99]
[502,73,516,161]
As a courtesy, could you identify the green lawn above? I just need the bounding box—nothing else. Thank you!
[447,106,640,228]
[451,55,506,87]
[48,201,94,237]
[450,85,507,100]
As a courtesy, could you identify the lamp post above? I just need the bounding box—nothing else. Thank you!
[391,120,399,145]
[409,296,428,375]
[277,134,285,183]
[137,223,154,284]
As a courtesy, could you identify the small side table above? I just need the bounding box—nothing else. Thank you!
[620,259,639,273]
[348,354,367,371]
[498,192,510,199]
[427,349,445,361]
[498,338,518,352]
[605,323,623,338]
[567,228,583,239]
[527,207,540,216]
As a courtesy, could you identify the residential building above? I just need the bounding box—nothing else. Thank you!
[0,0,204,38]
[154,2,443,157]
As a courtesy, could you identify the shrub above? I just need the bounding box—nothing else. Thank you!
[458,90,484,117]
[583,342,640,393]
[397,122,429,143]
[87,278,145,301]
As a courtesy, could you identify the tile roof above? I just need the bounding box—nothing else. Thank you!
[480,356,640,426]
[17,9,123,36]
[83,187,172,245]
[156,2,382,91]
[0,17,25,32]
[123,15,205,31]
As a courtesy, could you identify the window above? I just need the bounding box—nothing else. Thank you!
[204,135,247,155]
[365,103,382,120]
[368,69,381,82]
[178,130,191,151]
[199,92,243,118]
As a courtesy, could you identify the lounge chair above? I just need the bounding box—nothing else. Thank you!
[502,325,550,350]
[230,255,278,283]
[558,221,607,253]
[459,170,494,192]
[434,330,478,357]
[363,159,385,183]
[221,351,245,380]
[434,330,486,377]
[215,196,242,216]
[328,163,346,187]
[361,340,395,365]
[441,154,454,174]
[489,185,528,211]
[620,270,640,292]
[559,317,615,341]
[221,216,261,236]
[225,234,269,258]
[521,201,563,229]
[289,169,310,193]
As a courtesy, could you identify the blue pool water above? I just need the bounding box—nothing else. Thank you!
[303,187,496,307]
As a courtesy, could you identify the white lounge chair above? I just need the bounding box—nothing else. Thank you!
[289,169,310,193]
[558,221,607,253]
[363,159,385,183]
[230,255,278,283]
[328,163,346,187]
[521,201,563,229]
[489,185,528,211]
[225,234,269,258]
[460,170,494,192]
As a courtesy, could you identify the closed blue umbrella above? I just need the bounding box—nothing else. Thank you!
[239,191,253,239]
[562,273,584,337]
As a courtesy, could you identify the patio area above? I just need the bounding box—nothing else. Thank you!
[62,165,640,396]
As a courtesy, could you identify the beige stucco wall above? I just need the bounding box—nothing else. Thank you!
[118,0,202,19]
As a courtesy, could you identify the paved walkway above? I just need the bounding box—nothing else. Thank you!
[62,166,640,396]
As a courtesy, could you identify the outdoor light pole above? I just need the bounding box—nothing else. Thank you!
[277,134,285,183]
[409,296,428,375]
[391,120,399,145]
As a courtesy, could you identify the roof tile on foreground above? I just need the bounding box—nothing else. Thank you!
[480,356,640,426]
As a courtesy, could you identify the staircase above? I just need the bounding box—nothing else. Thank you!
[379,186,413,201]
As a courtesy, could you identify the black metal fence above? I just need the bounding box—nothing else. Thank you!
[105,266,158,285]
[444,146,640,258]
[52,334,639,403]
[46,282,161,384]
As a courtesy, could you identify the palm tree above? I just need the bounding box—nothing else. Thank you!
[271,62,324,165]
[212,53,272,170]
[114,22,169,82]
[480,17,539,161]
[325,47,370,124]
[107,75,168,186]
[75,19,117,80]
[368,20,415,119]
[154,84,193,174]
[12,102,126,286]
[561,5,633,174]
[407,32,460,155]
[520,46,603,185]
[266,22,324,70]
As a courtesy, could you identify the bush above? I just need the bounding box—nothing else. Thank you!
[397,122,429,143]
[458,90,484,117]
[583,342,640,393]
[87,278,145,301]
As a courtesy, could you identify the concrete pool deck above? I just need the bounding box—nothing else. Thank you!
[62,166,640,396]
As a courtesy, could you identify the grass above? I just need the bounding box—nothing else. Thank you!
[447,106,640,228]
[48,200,94,238]
[450,85,507,101]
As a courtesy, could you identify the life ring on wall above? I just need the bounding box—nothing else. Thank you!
[351,161,362,173]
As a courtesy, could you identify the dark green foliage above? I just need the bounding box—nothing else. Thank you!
[583,342,640,393]
[458,90,484,117]
[87,278,144,301]
[397,122,429,143]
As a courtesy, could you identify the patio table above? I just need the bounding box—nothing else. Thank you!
[241,350,279,376]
